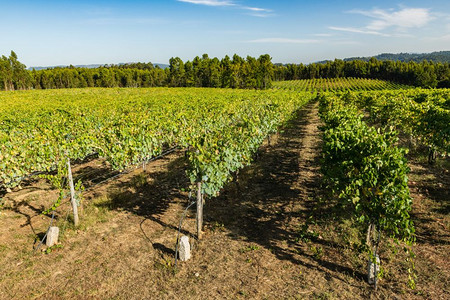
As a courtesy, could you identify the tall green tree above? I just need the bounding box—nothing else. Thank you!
[10,51,31,90]
[184,61,195,87]
[257,54,274,89]
[0,54,14,90]
[169,57,185,87]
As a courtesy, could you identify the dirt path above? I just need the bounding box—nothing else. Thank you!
[190,101,374,299]
[0,100,448,299]
[406,157,450,299]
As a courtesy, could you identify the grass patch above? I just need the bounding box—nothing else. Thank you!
[239,244,259,253]
[55,196,114,236]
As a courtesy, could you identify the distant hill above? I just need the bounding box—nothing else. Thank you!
[344,51,450,63]
[29,63,169,70]
[29,64,101,70]
[316,51,450,64]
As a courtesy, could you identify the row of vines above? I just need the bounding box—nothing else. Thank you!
[274,78,412,92]
[317,87,449,288]
[318,93,416,288]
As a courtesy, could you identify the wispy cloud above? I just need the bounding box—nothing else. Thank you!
[329,26,390,36]
[242,6,271,12]
[246,12,274,18]
[349,8,433,31]
[247,38,320,44]
[82,17,169,26]
[177,0,272,17]
[313,33,334,37]
[177,0,234,7]
[330,7,433,37]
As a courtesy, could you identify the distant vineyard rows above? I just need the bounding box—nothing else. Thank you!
[352,88,450,156]
[273,78,412,92]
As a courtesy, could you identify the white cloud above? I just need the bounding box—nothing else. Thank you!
[177,0,234,6]
[329,26,414,38]
[177,0,272,17]
[329,26,390,36]
[329,7,433,37]
[242,6,272,13]
[350,8,433,31]
[248,38,320,44]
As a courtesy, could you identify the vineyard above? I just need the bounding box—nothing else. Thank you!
[0,83,449,299]
[273,77,412,92]
[0,87,313,238]
[0,88,311,190]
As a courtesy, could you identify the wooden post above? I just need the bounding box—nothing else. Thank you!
[67,158,79,227]
[196,181,203,240]
[366,223,373,248]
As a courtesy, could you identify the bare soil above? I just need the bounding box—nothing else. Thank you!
[0,101,448,299]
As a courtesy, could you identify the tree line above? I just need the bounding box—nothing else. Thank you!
[274,58,450,88]
[1,51,450,91]
[0,51,274,90]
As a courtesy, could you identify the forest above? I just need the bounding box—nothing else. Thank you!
[1,51,450,91]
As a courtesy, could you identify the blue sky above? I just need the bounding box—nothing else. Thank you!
[1,0,449,66]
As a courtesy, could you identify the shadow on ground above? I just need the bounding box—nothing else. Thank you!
[204,101,367,281]
[93,153,192,252]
